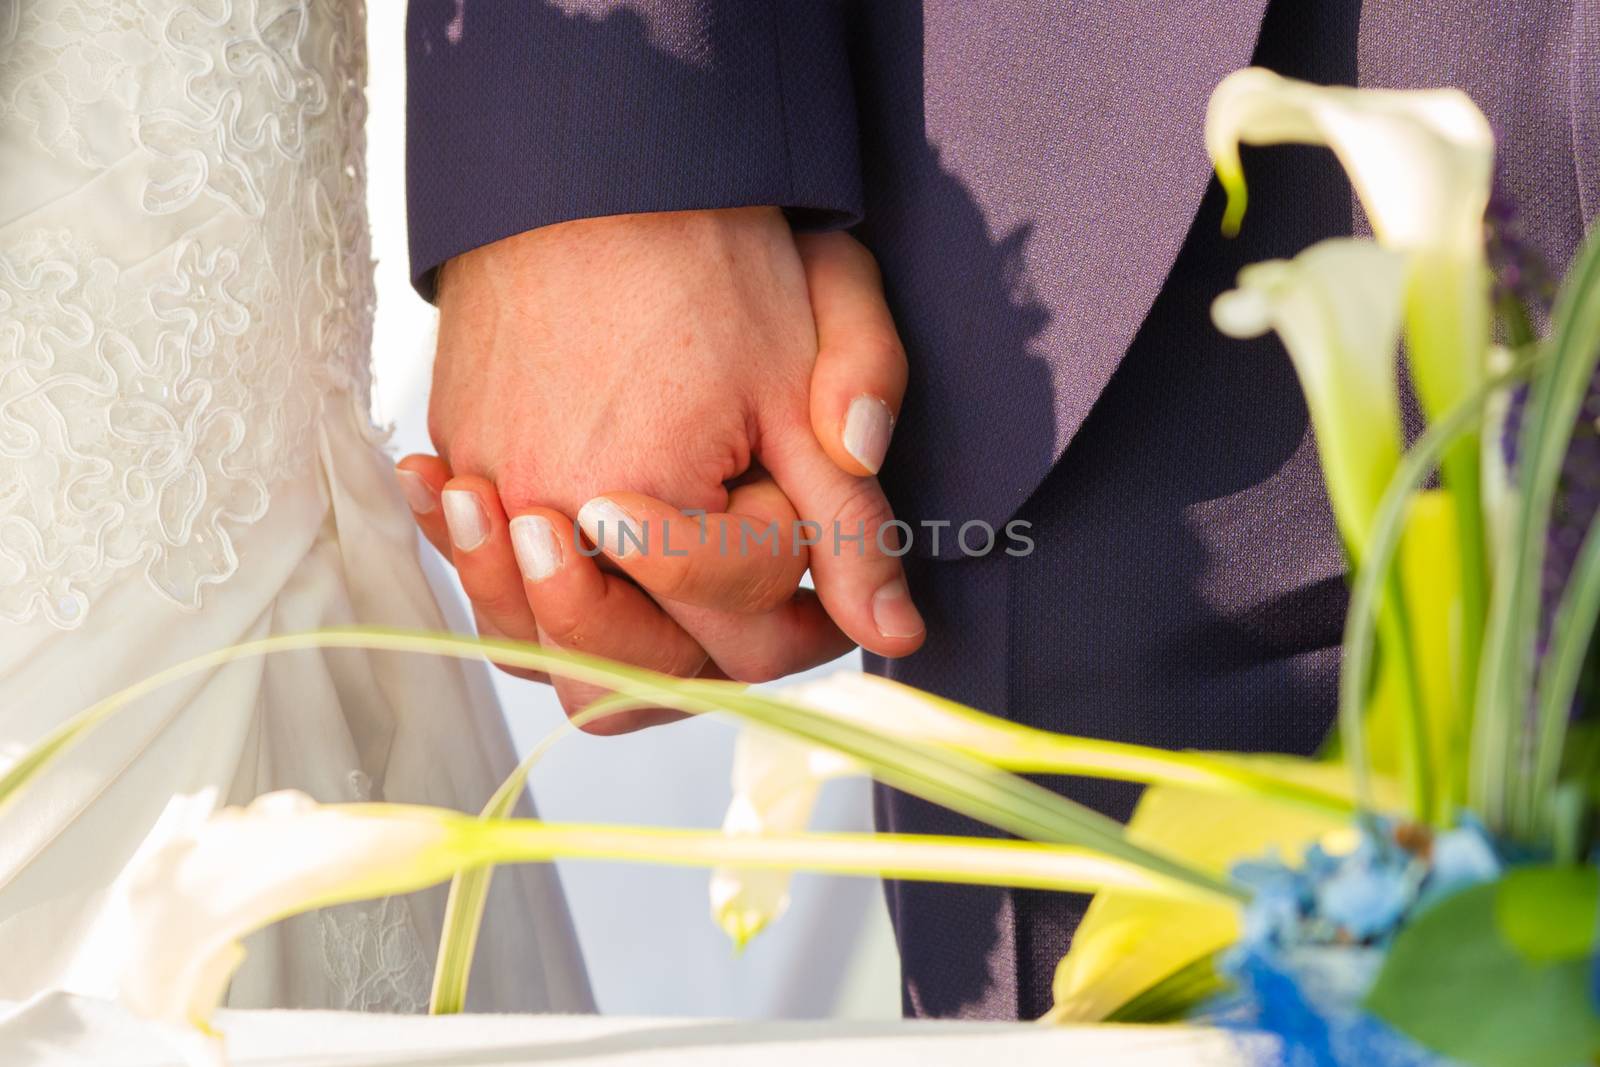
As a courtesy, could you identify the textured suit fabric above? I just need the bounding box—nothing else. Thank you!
[865,0,1361,1019]
[406,1,862,301]
[406,0,1599,1021]
[861,0,1598,1020]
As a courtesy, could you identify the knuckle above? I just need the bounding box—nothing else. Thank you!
[854,332,906,375]
[465,578,526,622]
[645,550,695,602]
[471,586,528,624]
[492,459,543,513]
[446,441,488,482]
[471,608,502,638]
[592,624,702,679]
[431,426,501,485]
[652,645,709,680]
[537,605,587,649]
[826,479,892,542]
[729,563,794,614]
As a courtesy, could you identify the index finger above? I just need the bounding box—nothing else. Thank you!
[575,479,809,615]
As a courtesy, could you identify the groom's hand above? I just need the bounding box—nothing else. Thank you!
[401,209,922,726]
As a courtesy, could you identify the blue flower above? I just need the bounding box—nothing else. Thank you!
[1234,855,1311,948]
[1416,819,1502,912]
[1213,946,1456,1067]
[1316,856,1415,942]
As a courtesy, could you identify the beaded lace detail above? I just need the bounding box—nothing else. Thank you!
[317,896,432,1014]
[2,2,435,1014]
[316,770,432,1014]
[0,0,377,628]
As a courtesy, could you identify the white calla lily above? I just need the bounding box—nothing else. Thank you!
[1206,67,1494,423]
[708,674,1036,948]
[711,727,860,947]
[1206,66,1493,256]
[1213,238,1408,556]
[709,673,997,948]
[95,790,469,1057]
[93,779,1214,1059]
[1207,69,1499,790]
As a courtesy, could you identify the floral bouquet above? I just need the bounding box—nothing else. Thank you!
[5,68,1599,1067]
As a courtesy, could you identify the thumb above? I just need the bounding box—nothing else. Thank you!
[760,424,926,659]
[797,232,908,477]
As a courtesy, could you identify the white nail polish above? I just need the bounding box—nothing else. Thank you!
[842,395,894,475]
[396,469,436,514]
[441,489,489,551]
[871,578,925,639]
[577,498,643,557]
[510,515,561,582]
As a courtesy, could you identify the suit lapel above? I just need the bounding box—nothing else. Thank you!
[874,0,1275,539]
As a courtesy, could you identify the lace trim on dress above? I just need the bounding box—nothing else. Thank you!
[0,0,378,628]
[318,895,432,1014]
[315,769,433,1015]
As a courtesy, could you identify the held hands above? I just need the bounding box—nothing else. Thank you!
[395,208,923,730]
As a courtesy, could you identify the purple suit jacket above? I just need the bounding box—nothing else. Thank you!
[409,0,1598,1019]
[408,0,1598,540]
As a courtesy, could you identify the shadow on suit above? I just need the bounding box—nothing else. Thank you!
[861,0,1363,1020]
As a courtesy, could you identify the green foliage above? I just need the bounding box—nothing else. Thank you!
[1533,519,1600,839]
[1366,869,1600,1067]
[1338,363,1533,817]
[1048,761,1359,1021]
[0,626,1236,900]
[1491,866,1600,962]
[695,686,1241,899]
[431,694,646,1014]
[1481,225,1600,836]
[1104,952,1227,1023]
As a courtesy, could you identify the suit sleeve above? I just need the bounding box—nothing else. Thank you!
[405,0,863,300]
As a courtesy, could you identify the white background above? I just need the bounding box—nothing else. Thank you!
[362,4,900,1019]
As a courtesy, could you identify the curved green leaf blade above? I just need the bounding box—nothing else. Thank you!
[1340,360,1535,818]
[0,627,1238,909]
[779,672,1357,817]
[430,694,646,1014]
[1481,225,1600,834]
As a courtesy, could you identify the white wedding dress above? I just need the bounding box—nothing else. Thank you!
[0,0,592,1013]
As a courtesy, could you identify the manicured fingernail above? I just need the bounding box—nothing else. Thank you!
[577,497,643,557]
[871,578,924,639]
[842,395,894,475]
[441,489,489,551]
[509,515,561,582]
[396,469,436,514]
